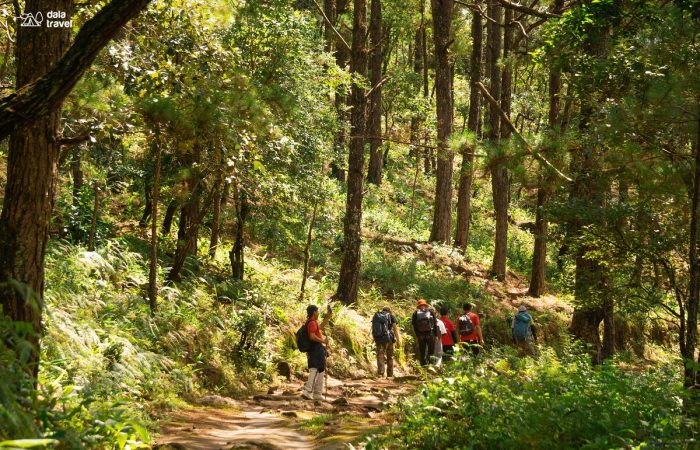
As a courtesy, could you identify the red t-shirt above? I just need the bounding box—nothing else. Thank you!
[440,316,455,346]
[459,312,480,342]
[307,319,323,341]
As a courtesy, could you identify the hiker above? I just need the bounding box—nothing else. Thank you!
[439,306,457,360]
[458,302,484,356]
[372,306,400,377]
[431,307,447,366]
[301,304,331,400]
[512,305,538,356]
[411,299,438,366]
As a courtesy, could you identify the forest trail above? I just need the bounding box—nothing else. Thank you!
[155,374,419,450]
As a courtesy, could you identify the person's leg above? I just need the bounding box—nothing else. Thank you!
[303,368,318,398]
[418,336,428,366]
[313,367,325,400]
[386,341,394,377]
[376,342,386,376]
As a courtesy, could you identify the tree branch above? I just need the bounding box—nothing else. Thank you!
[496,0,561,18]
[476,82,573,182]
[311,0,351,53]
[0,0,153,141]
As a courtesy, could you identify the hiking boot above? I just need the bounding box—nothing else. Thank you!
[301,390,313,400]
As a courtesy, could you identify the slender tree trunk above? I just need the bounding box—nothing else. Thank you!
[331,0,349,182]
[336,0,368,305]
[0,0,72,380]
[169,146,202,282]
[71,147,83,206]
[139,175,152,228]
[300,202,319,300]
[230,185,248,281]
[686,114,700,387]
[148,135,162,313]
[162,199,178,234]
[409,22,424,158]
[487,1,506,280]
[428,0,454,244]
[87,182,100,251]
[208,180,225,258]
[529,0,564,296]
[454,4,482,249]
[366,0,383,185]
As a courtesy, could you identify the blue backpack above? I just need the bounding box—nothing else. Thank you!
[512,312,532,341]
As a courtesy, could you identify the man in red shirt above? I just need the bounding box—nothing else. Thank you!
[458,302,484,356]
[439,306,456,359]
[302,304,331,400]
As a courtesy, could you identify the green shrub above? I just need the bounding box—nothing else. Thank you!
[369,348,698,449]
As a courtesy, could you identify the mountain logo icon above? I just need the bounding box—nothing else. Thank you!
[20,12,43,27]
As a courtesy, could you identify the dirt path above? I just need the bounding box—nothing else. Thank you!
[155,375,418,450]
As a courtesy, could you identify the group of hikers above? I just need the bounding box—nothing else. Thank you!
[296,299,537,400]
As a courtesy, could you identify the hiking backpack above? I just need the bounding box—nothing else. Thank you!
[512,313,531,341]
[416,310,433,333]
[458,313,475,336]
[296,321,311,353]
[372,311,392,343]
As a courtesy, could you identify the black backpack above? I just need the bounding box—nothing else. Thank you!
[372,311,392,343]
[458,313,474,336]
[416,310,433,333]
[296,321,311,353]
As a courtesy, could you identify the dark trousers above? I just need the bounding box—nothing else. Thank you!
[417,334,434,366]
[443,344,454,361]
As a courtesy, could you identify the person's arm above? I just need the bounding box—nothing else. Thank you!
[411,312,418,336]
[476,324,484,345]
[308,321,326,344]
[392,322,400,344]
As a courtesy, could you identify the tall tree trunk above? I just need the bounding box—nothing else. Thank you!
[336,0,368,305]
[331,0,349,182]
[230,185,248,281]
[168,147,202,282]
[300,202,319,300]
[148,135,162,313]
[486,1,506,280]
[454,4,482,249]
[569,3,617,363]
[208,180,225,258]
[409,20,424,159]
[528,0,564,297]
[139,175,153,228]
[686,114,700,386]
[428,0,454,244]
[366,0,384,185]
[87,182,100,251]
[71,147,83,206]
[0,0,72,379]
[162,199,178,234]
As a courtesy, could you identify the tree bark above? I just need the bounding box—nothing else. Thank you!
[208,180,224,258]
[162,199,178,234]
[366,0,383,185]
[686,114,700,386]
[0,0,153,141]
[528,0,564,296]
[71,147,83,206]
[454,4,482,250]
[168,147,202,282]
[335,0,368,305]
[428,0,454,244]
[87,182,100,252]
[139,175,153,228]
[487,1,506,280]
[331,0,349,182]
[300,202,319,300]
[230,185,248,281]
[409,19,424,159]
[0,0,72,379]
[148,135,162,314]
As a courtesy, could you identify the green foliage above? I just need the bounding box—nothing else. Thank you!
[369,349,698,449]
